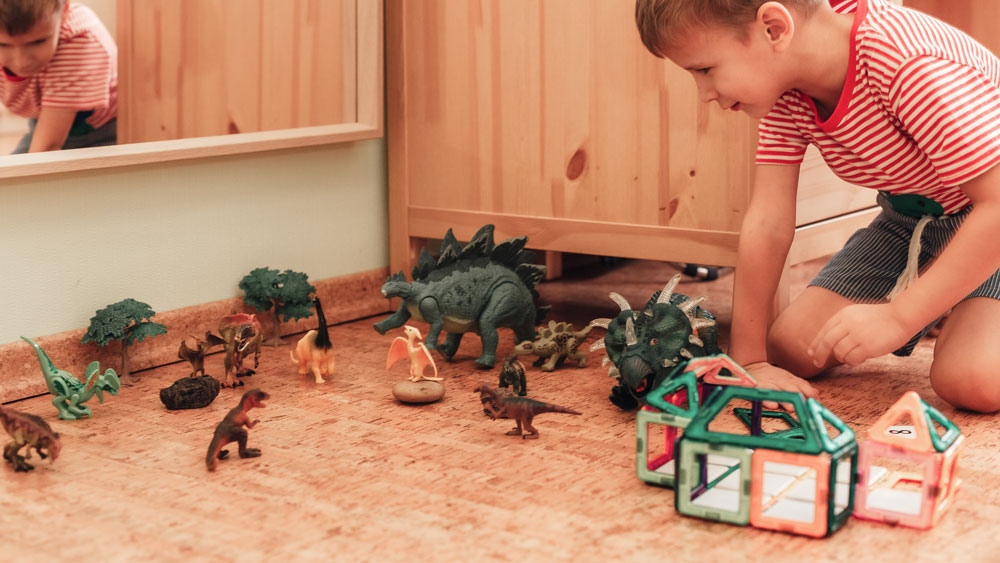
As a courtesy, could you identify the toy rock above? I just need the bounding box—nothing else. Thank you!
[392,380,446,404]
[475,384,581,440]
[159,375,221,410]
[374,224,549,369]
[514,321,593,371]
[590,274,720,410]
[0,405,61,472]
[21,336,121,421]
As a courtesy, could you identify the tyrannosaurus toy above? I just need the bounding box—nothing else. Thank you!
[21,336,121,420]
[0,405,61,472]
[374,224,548,369]
[205,388,269,471]
[474,384,581,440]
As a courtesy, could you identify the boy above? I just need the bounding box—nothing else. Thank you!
[636,0,1000,412]
[0,0,116,153]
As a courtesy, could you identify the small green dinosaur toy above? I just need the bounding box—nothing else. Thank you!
[21,336,121,420]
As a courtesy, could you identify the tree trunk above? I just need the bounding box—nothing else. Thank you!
[120,338,132,385]
[264,306,286,347]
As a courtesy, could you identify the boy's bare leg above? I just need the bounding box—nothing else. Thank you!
[767,286,854,378]
[930,297,1000,413]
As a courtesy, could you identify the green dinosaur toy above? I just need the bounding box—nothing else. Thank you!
[374,224,548,369]
[21,336,121,421]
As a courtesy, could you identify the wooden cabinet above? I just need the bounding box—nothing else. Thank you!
[117,0,359,143]
[386,0,877,287]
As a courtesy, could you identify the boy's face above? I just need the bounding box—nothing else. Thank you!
[0,4,65,77]
[665,23,789,120]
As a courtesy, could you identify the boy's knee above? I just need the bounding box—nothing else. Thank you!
[930,360,1000,413]
[766,314,823,379]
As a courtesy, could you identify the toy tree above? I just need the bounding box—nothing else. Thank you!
[81,298,168,386]
[238,267,317,346]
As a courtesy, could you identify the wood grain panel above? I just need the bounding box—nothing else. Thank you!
[394,0,757,231]
[119,0,353,143]
[905,1,1000,55]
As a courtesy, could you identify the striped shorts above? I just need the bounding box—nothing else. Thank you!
[809,192,1000,356]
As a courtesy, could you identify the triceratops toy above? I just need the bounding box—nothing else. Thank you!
[590,275,720,410]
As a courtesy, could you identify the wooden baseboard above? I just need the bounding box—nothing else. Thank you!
[0,268,392,404]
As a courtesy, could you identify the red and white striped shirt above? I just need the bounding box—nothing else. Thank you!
[0,3,116,129]
[756,0,1000,215]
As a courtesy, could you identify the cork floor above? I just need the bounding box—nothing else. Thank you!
[1,257,997,562]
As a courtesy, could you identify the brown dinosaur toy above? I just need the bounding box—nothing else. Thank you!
[0,404,61,472]
[514,321,594,371]
[205,389,269,471]
[177,332,220,377]
[474,384,581,439]
[208,313,264,387]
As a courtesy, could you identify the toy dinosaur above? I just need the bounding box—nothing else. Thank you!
[386,325,442,382]
[290,298,335,383]
[474,384,581,439]
[208,313,264,387]
[498,354,527,396]
[206,388,269,471]
[0,405,61,472]
[374,224,548,369]
[589,274,720,411]
[514,321,594,371]
[21,336,121,420]
[177,332,219,377]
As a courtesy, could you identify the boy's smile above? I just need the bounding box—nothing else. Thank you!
[0,6,65,78]
[664,24,790,120]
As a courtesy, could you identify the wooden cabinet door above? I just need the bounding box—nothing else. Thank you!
[117,0,356,143]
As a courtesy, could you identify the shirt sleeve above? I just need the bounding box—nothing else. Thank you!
[39,32,113,111]
[755,94,810,165]
[889,55,1000,187]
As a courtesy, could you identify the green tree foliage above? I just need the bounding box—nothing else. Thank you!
[239,267,317,323]
[81,298,168,384]
[81,298,168,347]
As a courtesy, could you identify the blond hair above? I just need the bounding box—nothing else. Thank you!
[635,0,821,58]
[0,0,66,35]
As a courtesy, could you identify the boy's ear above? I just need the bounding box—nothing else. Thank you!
[756,1,795,51]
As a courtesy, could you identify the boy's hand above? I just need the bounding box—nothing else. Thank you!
[807,303,911,368]
[743,361,819,410]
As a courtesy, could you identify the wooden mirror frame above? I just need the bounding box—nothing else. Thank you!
[0,0,382,180]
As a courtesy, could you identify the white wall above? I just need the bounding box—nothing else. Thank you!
[0,139,387,345]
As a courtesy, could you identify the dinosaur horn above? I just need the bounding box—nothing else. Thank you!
[588,318,611,330]
[677,296,707,314]
[690,318,717,331]
[655,274,682,305]
[589,339,606,352]
[608,292,631,312]
[625,316,638,347]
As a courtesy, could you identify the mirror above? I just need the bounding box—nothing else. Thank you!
[0,0,381,177]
